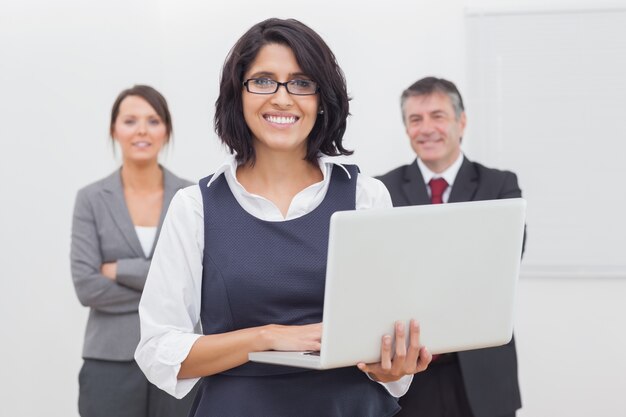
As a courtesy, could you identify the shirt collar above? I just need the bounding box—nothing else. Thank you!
[206,153,353,189]
[416,152,464,186]
[206,154,238,188]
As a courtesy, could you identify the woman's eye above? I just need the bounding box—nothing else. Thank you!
[292,79,312,88]
[123,120,136,125]
[148,119,161,126]
[253,78,274,86]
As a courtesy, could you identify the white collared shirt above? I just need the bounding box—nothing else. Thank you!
[417,152,464,203]
[135,155,412,399]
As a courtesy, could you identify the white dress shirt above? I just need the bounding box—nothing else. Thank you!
[135,155,412,399]
[417,152,464,203]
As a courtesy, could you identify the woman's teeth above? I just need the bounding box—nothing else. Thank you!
[265,115,297,124]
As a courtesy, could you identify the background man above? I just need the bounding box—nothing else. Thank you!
[377,77,523,417]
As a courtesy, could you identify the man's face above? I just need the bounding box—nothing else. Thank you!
[403,92,466,173]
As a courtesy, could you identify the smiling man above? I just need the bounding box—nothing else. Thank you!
[377,77,523,417]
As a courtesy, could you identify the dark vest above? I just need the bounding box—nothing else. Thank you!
[189,165,400,417]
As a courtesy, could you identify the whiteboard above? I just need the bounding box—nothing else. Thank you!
[466,8,626,278]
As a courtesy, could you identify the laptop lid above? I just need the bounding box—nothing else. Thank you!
[249,198,526,370]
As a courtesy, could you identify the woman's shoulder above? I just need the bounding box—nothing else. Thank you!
[356,172,387,191]
[170,183,204,212]
[324,161,392,210]
[162,166,195,189]
[75,169,120,199]
[356,174,391,204]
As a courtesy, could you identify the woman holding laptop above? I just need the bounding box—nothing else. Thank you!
[135,18,431,416]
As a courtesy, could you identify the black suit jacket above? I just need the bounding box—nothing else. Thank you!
[377,156,523,417]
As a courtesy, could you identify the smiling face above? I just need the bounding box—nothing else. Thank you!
[112,95,168,164]
[403,92,466,173]
[242,43,319,159]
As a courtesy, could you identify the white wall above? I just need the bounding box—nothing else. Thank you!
[1,0,623,416]
[464,2,626,416]
[516,277,626,417]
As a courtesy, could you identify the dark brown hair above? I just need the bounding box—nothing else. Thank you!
[110,85,173,141]
[215,18,352,164]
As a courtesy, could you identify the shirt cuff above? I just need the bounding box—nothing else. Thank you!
[372,374,414,398]
[136,332,202,399]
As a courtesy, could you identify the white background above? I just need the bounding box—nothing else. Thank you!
[1,0,625,416]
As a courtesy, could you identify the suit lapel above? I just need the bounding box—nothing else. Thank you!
[101,169,145,258]
[448,156,478,203]
[401,160,431,206]
[150,167,180,256]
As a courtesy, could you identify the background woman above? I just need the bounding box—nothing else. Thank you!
[71,85,196,417]
[136,20,431,417]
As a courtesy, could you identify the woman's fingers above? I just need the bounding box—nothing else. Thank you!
[394,321,407,357]
[259,322,322,351]
[380,335,393,370]
[404,320,422,371]
[391,321,407,374]
[357,319,430,382]
[416,346,432,372]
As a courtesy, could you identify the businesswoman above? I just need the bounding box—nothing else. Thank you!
[135,19,431,417]
[71,85,196,417]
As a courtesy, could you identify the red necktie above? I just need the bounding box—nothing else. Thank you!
[427,177,448,362]
[429,178,448,204]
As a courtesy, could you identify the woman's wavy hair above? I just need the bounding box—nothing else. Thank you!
[214,18,352,164]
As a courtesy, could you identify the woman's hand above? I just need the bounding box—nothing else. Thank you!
[257,322,322,352]
[357,319,431,383]
[100,262,117,280]
[180,322,322,379]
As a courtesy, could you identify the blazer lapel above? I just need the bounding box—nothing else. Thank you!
[149,167,181,256]
[448,156,478,203]
[101,169,145,258]
[401,160,431,206]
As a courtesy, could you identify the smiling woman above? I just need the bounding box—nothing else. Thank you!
[110,95,169,163]
[134,19,432,417]
[241,44,320,167]
[70,85,196,417]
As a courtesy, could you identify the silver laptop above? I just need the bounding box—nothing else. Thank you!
[248,198,526,370]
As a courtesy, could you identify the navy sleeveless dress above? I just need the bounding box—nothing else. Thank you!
[189,165,400,417]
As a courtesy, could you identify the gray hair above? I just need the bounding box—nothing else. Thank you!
[400,77,465,123]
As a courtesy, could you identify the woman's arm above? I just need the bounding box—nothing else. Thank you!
[135,187,322,397]
[179,322,321,378]
[71,188,143,313]
[99,258,153,291]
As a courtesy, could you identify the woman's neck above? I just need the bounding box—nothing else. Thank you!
[236,150,323,217]
[120,160,163,193]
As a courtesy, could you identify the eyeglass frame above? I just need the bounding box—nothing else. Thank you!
[242,78,320,96]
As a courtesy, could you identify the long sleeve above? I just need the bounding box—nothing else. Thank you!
[71,188,142,314]
[116,257,151,291]
[135,189,204,398]
[499,171,522,199]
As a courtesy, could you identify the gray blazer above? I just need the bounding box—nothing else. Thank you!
[71,167,192,361]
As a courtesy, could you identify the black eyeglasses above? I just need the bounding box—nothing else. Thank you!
[243,78,319,96]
